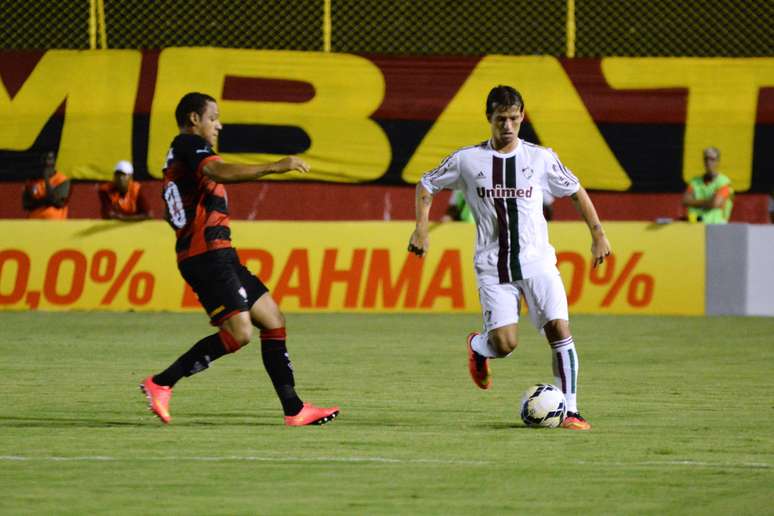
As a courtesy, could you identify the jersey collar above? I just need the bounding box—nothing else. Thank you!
[487,138,521,157]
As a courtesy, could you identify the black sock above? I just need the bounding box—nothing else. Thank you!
[260,328,303,416]
[153,333,227,387]
[474,350,488,371]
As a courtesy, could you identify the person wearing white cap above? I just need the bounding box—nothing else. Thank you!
[98,160,152,220]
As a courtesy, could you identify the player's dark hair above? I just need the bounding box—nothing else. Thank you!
[175,92,216,128]
[486,85,524,117]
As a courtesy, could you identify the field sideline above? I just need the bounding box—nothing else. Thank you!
[0,312,772,514]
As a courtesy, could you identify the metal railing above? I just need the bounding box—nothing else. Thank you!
[1,0,771,57]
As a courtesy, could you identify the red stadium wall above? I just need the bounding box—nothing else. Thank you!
[0,181,768,223]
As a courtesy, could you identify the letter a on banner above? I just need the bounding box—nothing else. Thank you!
[403,55,631,191]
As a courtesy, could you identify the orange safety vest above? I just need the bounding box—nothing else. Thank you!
[26,171,69,219]
[99,180,143,217]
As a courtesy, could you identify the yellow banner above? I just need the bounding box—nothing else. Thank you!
[0,221,703,315]
[3,50,773,191]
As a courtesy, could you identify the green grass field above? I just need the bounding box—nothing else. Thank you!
[0,311,772,515]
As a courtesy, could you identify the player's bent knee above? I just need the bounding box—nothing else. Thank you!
[250,294,286,330]
[219,326,251,353]
[232,325,252,347]
[503,339,518,355]
[254,312,285,331]
[543,319,570,342]
[491,334,518,356]
[266,307,286,329]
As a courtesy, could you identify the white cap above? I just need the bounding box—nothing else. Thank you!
[114,160,134,175]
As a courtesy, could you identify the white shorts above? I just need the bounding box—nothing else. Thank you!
[478,268,569,332]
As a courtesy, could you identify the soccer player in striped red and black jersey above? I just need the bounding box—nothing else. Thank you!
[140,92,339,426]
[409,86,611,430]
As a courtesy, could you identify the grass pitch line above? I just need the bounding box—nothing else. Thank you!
[0,456,770,469]
[577,459,772,470]
[0,455,489,466]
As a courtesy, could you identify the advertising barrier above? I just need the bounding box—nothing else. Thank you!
[0,220,704,315]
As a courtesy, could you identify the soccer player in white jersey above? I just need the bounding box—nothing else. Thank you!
[408,85,611,430]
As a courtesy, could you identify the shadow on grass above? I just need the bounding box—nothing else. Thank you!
[180,412,278,427]
[0,415,143,428]
[486,422,541,430]
[0,413,278,428]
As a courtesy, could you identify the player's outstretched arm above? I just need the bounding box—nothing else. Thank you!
[570,186,611,268]
[203,156,310,183]
[408,183,433,257]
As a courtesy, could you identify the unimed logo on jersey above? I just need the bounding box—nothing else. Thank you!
[476,185,533,199]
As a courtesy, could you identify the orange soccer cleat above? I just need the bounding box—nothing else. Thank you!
[284,403,340,426]
[561,412,592,431]
[467,332,491,390]
[140,376,172,424]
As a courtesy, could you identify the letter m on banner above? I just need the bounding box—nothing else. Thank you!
[0,50,140,179]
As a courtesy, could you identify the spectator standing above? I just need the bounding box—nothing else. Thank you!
[22,151,71,219]
[683,146,733,224]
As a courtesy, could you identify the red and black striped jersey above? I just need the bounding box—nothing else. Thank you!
[162,133,231,263]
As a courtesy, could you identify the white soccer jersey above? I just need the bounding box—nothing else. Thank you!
[421,138,581,286]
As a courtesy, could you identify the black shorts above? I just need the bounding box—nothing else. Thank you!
[179,248,269,326]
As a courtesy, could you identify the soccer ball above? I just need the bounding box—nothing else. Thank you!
[520,383,567,428]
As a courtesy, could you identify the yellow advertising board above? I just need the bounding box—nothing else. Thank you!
[0,221,704,315]
[549,222,704,315]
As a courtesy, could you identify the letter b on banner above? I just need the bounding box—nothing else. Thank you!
[149,49,391,182]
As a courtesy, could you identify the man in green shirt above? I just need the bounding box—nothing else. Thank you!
[682,146,733,224]
[442,190,475,222]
